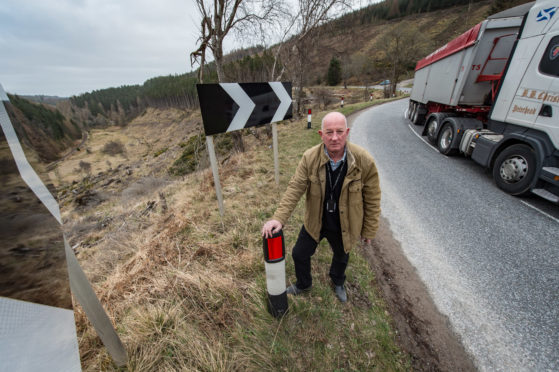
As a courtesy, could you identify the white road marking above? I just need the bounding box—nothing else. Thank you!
[407,123,439,152]
[521,201,559,224]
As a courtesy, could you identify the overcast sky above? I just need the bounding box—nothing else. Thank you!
[1,0,211,97]
[0,0,370,97]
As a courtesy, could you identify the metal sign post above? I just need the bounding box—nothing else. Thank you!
[272,123,279,186]
[206,135,225,216]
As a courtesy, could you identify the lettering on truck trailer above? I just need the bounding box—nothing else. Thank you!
[519,88,559,103]
[512,105,537,115]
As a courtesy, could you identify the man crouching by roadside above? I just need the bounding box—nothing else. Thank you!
[261,111,381,303]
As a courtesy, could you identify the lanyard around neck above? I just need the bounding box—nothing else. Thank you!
[327,161,345,200]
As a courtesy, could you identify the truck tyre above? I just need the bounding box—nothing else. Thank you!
[426,117,441,143]
[412,105,425,126]
[426,118,438,143]
[425,113,451,144]
[408,102,415,120]
[492,144,536,196]
[409,102,417,121]
[437,123,458,155]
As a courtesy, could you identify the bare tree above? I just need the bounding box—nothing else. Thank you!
[191,0,282,83]
[349,53,375,89]
[191,0,283,152]
[275,0,352,115]
[379,22,429,96]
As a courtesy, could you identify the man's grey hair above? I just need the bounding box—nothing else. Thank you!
[321,112,348,130]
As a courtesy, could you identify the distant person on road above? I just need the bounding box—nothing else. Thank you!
[261,111,381,303]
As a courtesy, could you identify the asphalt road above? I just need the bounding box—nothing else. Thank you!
[349,99,559,372]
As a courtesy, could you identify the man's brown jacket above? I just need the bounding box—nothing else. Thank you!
[273,142,381,253]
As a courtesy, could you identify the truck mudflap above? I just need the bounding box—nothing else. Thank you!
[471,135,501,168]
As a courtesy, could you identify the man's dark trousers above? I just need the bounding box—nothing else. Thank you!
[292,225,349,290]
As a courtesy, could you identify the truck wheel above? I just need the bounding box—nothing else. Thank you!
[412,105,425,126]
[492,144,536,196]
[409,102,416,121]
[407,102,414,120]
[426,117,439,143]
[437,123,457,155]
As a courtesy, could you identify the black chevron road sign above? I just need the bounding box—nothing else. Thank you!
[197,82,292,136]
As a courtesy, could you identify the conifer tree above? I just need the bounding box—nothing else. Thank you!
[327,57,342,86]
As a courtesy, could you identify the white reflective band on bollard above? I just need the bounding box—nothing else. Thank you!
[264,260,286,296]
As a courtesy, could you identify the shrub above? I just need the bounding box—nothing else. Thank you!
[168,133,204,176]
[78,160,92,174]
[314,88,335,109]
[102,140,125,156]
[153,148,168,157]
[169,132,232,176]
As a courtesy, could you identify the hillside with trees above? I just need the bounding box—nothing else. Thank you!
[64,0,530,121]
[5,94,82,162]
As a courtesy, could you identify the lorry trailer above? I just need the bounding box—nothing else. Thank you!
[408,0,559,203]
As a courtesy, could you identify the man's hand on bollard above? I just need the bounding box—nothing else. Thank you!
[262,219,283,238]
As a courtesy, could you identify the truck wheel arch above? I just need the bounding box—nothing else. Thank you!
[490,136,546,194]
[489,136,545,171]
[492,144,538,196]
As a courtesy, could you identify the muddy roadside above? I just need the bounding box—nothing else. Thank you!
[362,217,477,372]
[347,110,476,371]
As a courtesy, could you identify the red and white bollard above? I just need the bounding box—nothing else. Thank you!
[341,96,344,108]
[307,109,312,129]
[263,230,288,317]
[370,93,373,101]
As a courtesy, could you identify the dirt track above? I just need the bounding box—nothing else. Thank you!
[364,216,477,371]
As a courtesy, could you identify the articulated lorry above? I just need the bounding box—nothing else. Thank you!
[408,0,559,203]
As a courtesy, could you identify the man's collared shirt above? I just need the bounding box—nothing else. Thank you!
[324,146,347,171]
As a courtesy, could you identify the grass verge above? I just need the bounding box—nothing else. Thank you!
[73,98,411,371]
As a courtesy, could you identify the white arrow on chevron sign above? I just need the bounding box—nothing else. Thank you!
[269,82,291,123]
[220,83,256,133]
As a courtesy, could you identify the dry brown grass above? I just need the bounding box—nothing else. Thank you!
[61,99,409,371]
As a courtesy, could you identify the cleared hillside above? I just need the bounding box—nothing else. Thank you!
[301,0,496,85]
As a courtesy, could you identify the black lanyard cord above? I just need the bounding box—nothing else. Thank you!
[327,161,345,201]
